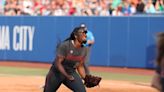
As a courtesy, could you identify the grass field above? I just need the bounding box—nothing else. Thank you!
[0,66,153,83]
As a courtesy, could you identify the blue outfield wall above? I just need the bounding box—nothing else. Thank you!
[0,16,164,68]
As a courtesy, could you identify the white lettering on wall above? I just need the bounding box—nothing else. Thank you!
[28,27,35,51]
[13,26,35,51]
[13,26,19,51]
[0,26,10,50]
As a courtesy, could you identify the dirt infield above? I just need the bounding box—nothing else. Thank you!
[0,76,159,92]
[0,61,159,92]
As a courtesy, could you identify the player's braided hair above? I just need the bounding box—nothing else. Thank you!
[156,32,164,66]
[55,27,86,54]
[56,27,81,49]
[65,27,86,41]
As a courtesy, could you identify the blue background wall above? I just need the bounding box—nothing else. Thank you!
[0,16,164,68]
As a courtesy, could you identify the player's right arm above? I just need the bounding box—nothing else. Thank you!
[77,60,86,79]
[55,55,74,80]
[55,42,74,81]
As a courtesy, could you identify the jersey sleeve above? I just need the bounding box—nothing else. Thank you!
[56,43,67,57]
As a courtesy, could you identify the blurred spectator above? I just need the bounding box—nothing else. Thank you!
[130,2,137,14]
[136,0,145,13]
[4,0,23,16]
[112,0,121,9]
[112,4,123,16]
[122,1,132,16]
[144,0,156,13]
[155,0,164,13]
[21,0,34,15]
[88,0,98,15]
[0,0,6,15]
[33,0,44,15]
[67,0,76,15]
[81,3,93,16]
[99,0,110,16]
[108,3,114,15]
[42,0,52,15]
[1,0,164,16]
[131,0,139,6]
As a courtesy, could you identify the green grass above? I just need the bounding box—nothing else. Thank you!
[0,66,48,76]
[0,66,153,83]
[92,71,153,83]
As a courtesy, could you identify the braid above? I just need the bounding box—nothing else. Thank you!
[64,31,75,41]
[64,27,84,41]
[156,32,164,66]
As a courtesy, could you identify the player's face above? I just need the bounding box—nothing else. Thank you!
[77,30,87,44]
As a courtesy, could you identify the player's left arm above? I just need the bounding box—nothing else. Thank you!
[77,60,86,79]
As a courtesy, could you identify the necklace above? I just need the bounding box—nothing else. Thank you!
[71,40,75,46]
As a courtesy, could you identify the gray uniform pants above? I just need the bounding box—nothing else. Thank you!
[44,69,86,92]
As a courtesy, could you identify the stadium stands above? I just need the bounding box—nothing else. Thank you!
[0,0,163,16]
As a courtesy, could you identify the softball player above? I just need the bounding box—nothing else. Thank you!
[44,27,88,92]
[152,32,164,92]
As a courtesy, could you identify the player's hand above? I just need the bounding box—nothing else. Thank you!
[66,75,74,81]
